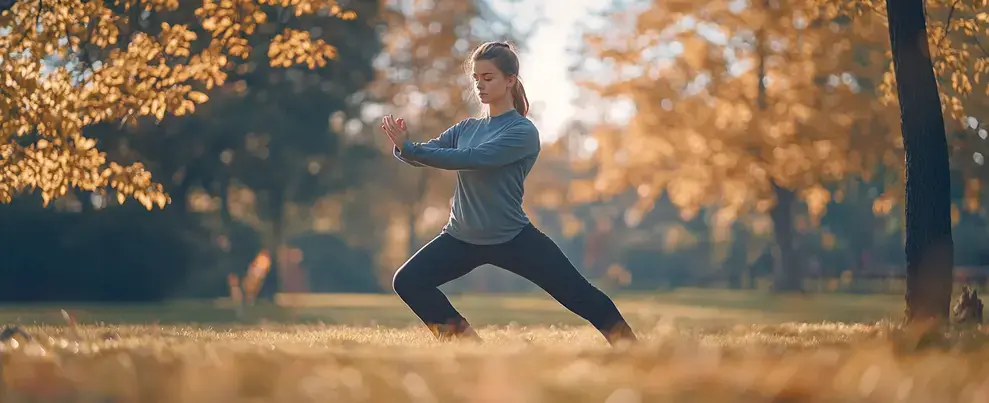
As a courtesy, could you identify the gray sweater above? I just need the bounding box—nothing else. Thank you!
[394,109,540,245]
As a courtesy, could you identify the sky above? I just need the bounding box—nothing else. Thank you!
[489,0,607,143]
[488,0,750,144]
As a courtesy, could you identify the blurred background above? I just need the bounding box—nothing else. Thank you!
[2,0,987,304]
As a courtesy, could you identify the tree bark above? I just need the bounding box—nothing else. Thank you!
[725,222,748,289]
[886,0,954,323]
[256,187,285,301]
[755,9,803,292]
[770,182,803,292]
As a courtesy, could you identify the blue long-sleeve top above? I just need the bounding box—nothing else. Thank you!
[393,109,541,245]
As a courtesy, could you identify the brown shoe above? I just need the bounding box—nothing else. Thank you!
[429,319,482,341]
[604,321,638,347]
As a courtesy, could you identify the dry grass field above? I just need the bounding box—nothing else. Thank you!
[0,290,987,403]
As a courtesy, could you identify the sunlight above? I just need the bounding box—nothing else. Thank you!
[3,1,988,401]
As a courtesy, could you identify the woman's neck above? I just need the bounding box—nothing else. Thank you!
[488,96,514,117]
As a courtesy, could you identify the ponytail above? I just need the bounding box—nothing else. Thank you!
[469,41,529,117]
[511,77,529,117]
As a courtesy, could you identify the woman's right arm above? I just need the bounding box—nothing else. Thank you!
[393,146,426,167]
[393,120,464,167]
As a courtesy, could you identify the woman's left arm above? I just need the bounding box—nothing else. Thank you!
[400,121,540,171]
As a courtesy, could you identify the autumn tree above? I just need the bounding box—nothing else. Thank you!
[0,0,358,209]
[883,0,955,323]
[811,0,989,121]
[79,0,381,297]
[810,0,988,322]
[575,0,899,291]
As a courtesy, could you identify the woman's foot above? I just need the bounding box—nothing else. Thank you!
[428,320,483,341]
[604,321,638,347]
[457,325,482,341]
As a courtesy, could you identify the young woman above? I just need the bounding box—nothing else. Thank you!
[379,41,638,346]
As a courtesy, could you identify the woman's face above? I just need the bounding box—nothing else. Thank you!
[471,59,513,105]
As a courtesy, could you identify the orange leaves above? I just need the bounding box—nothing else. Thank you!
[160,23,198,57]
[574,0,902,225]
[680,36,712,70]
[143,0,182,12]
[0,138,105,206]
[106,163,171,210]
[0,0,357,209]
[254,0,356,19]
[187,91,209,104]
[872,192,897,216]
[0,133,169,210]
[663,0,699,15]
[963,178,981,213]
[268,29,338,69]
[822,0,989,122]
[567,179,600,205]
[800,185,831,225]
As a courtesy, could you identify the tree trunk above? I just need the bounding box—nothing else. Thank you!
[257,188,285,301]
[770,182,803,292]
[218,172,237,282]
[886,0,954,323]
[748,258,759,290]
[725,222,747,289]
[755,5,801,292]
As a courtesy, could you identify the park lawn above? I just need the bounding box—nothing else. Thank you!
[0,288,906,327]
[0,290,984,402]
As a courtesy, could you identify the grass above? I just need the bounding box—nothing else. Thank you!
[0,290,986,402]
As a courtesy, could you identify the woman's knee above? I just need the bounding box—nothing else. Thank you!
[391,266,416,296]
[391,260,437,298]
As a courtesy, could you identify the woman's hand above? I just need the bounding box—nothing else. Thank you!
[381,115,409,150]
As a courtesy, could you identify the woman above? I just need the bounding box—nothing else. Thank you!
[380,41,637,346]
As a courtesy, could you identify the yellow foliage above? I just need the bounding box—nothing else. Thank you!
[560,213,585,238]
[577,0,989,227]
[0,0,355,209]
[872,193,897,216]
[269,29,338,69]
[576,1,901,221]
[821,230,837,250]
[801,185,831,226]
[663,224,698,251]
[813,0,989,122]
[964,178,980,212]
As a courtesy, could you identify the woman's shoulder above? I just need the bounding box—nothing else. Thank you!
[456,113,538,134]
[508,116,538,133]
[515,116,538,129]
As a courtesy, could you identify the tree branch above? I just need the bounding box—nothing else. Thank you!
[973,36,989,57]
[933,0,960,52]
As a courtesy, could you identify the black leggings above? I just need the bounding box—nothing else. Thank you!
[392,224,636,344]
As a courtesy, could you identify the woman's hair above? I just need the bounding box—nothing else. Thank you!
[465,41,529,117]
